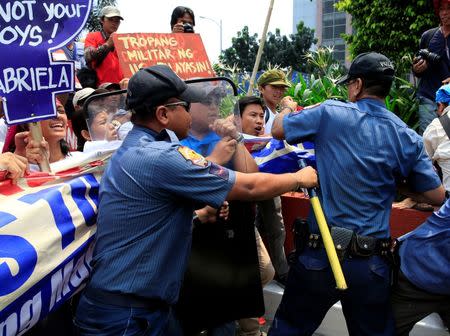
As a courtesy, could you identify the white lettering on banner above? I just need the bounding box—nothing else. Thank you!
[42,3,87,22]
[18,292,42,335]
[0,24,42,46]
[0,313,18,336]
[0,66,70,93]
[49,244,93,310]
[0,246,94,336]
[0,1,36,23]
[0,293,42,336]
[0,1,87,47]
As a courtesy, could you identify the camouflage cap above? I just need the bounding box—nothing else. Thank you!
[257,69,291,87]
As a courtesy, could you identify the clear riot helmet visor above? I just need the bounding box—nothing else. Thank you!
[182,78,240,157]
[84,89,131,141]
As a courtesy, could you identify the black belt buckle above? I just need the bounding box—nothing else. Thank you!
[330,227,354,261]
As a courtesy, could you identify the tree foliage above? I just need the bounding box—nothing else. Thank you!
[219,22,317,72]
[336,0,436,75]
[85,0,117,33]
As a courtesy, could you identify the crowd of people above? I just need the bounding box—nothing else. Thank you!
[0,2,449,336]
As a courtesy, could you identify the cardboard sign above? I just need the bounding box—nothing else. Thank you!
[0,1,92,125]
[114,33,215,79]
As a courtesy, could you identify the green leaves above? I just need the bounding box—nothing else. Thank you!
[219,22,317,72]
[336,0,436,75]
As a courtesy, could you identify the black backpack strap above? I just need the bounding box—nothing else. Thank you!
[264,107,270,123]
[420,27,439,49]
[439,112,450,139]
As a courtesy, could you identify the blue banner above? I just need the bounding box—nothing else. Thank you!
[0,0,92,125]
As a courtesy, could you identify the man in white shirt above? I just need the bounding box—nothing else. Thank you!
[256,69,292,284]
[423,83,450,194]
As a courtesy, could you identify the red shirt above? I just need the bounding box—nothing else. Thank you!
[84,31,123,86]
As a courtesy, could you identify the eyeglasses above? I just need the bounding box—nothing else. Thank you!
[163,101,191,112]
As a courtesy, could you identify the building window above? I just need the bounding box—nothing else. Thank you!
[321,0,347,63]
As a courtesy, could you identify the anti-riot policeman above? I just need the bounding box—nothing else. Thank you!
[269,52,445,336]
[74,65,318,335]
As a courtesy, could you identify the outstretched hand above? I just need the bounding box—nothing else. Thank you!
[0,152,28,184]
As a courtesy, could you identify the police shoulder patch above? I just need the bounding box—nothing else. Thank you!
[209,163,229,180]
[177,146,208,167]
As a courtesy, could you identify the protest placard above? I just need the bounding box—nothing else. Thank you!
[0,0,92,125]
[113,33,215,79]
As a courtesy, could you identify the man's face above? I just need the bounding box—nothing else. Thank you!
[440,3,450,26]
[259,84,287,108]
[177,13,194,27]
[164,99,192,139]
[189,102,219,134]
[346,79,360,103]
[241,104,265,136]
[101,16,121,34]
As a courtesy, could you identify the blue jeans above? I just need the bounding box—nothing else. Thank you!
[418,96,437,134]
[74,294,182,336]
[268,248,395,336]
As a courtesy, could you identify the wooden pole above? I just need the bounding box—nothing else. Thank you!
[28,122,51,173]
[247,0,275,96]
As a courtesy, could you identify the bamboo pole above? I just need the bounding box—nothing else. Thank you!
[247,0,275,96]
[28,122,51,173]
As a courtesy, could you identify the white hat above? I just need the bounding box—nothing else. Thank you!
[73,88,95,108]
[100,6,124,20]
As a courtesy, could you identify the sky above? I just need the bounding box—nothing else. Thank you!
[116,0,294,63]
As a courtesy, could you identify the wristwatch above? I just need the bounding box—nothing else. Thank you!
[236,133,245,144]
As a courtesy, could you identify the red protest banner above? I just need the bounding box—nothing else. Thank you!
[113,33,215,79]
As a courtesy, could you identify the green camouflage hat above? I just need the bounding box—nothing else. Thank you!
[257,69,291,87]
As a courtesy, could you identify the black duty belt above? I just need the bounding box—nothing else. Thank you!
[306,226,390,259]
[83,286,169,310]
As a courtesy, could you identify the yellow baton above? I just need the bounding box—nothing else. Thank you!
[299,159,347,290]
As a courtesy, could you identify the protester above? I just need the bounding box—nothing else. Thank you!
[184,90,274,336]
[84,6,124,86]
[424,83,450,194]
[74,65,317,335]
[71,87,109,150]
[268,52,445,335]
[256,69,292,285]
[171,6,195,33]
[236,95,275,336]
[257,69,291,134]
[412,0,450,134]
[391,198,450,335]
[14,99,71,166]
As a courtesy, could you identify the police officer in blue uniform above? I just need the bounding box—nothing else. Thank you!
[268,52,445,336]
[74,65,318,336]
[392,198,450,335]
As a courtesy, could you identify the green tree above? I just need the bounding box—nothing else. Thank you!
[85,0,117,33]
[336,0,436,75]
[219,26,259,72]
[219,22,317,72]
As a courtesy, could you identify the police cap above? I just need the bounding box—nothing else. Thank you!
[336,52,395,85]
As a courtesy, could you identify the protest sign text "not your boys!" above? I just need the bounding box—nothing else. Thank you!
[0,0,92,125]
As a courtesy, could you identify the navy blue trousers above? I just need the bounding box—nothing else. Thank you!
[74,294,182,336]
[269,248,395,336]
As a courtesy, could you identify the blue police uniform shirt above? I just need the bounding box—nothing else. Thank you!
[399,198,450,295]
[88,125,235,304]
[283,98,441,238]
